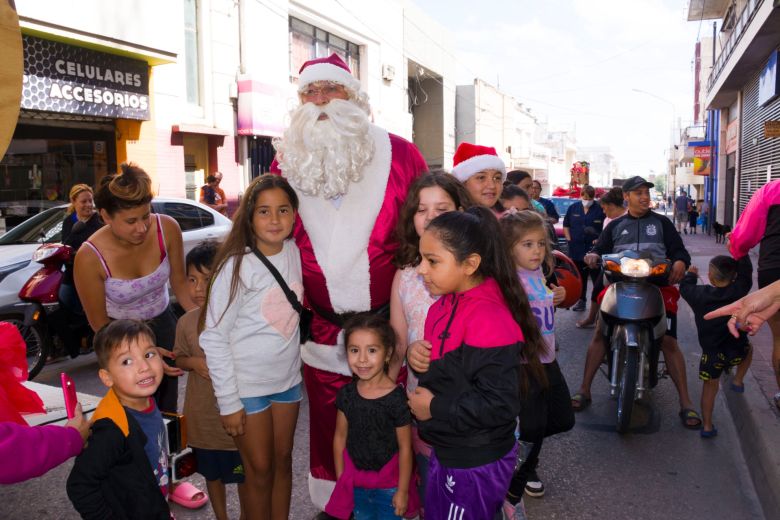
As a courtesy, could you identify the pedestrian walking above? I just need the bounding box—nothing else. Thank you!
[688,201,699,235]
[680,256,753,437]
[199,175,303,520]
[675,190,689,234]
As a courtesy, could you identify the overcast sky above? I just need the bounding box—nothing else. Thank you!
[414,0,706,177]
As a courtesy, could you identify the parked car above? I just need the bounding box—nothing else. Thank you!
[0,200,64,232]
[550,196,579,253]
[0,198,232,309]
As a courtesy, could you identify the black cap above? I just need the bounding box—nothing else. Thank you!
[622,176,654,192]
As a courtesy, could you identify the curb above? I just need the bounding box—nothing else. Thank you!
[723,371,780,519]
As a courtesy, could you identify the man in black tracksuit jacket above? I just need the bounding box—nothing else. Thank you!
[570,176,702,429]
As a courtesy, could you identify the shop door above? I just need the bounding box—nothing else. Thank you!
[248,136,275,178]
[183,134,208,201]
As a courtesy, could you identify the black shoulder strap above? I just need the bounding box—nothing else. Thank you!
[251,247,303,314]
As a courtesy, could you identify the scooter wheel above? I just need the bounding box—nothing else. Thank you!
[0,315,51,380]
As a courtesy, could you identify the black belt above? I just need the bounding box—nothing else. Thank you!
[310,301,390,329]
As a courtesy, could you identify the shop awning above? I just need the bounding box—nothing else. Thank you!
[172,124,231,136]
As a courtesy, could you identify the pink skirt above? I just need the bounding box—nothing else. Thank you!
[325,450,421,519]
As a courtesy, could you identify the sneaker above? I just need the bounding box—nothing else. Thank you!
[524,472,545,497]
[571,299,586,312]
[502,499,527,520]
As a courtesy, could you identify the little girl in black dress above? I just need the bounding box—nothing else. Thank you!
[325,314,419,520]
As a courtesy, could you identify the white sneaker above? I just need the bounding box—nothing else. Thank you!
[524,478,545,498]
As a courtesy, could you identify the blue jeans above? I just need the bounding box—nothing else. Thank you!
[353,487,401,520]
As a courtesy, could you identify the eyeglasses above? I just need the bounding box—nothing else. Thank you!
[300,82,346,99]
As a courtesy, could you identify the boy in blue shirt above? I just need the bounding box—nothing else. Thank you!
[67,320,171,519]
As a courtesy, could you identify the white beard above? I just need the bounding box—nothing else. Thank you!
[274,99,375,199]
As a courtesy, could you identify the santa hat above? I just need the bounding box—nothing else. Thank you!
[451,143,506,183]
[298,53,361,93]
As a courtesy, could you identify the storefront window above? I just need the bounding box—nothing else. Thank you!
[289,17,360,80]
[0,129,111,221]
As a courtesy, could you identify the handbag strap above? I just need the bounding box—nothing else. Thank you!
[251,247,304,314]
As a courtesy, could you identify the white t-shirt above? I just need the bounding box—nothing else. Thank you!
[200,240,303,415]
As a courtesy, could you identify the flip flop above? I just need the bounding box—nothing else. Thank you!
[774,392,780,411]
[679,408,702,430]
[700,426,718,439]
[730,383,745,393]
[576,320,595,329]
[571,393,591,412]
[169,481,209,509]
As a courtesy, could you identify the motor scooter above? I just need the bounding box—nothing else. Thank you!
[598,249,670,433]
[0,243,92,379]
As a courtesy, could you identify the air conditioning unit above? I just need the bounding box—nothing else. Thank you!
[382,64,395,81]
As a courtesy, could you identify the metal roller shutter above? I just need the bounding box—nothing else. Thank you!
[739,61,780,214]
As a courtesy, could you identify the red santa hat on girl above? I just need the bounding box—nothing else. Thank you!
[298,53,361,93]
[451,142,506,183]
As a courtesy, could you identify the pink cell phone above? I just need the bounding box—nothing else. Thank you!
[61,372,78,419]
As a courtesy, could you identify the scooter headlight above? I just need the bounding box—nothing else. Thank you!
[619,257,651,277]
[32,245,59,263]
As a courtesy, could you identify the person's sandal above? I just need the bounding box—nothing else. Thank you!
[571,393,591,412]
[679,408,702,430]
[169,482,208,509]
[700,426,718,439]
[774,392,780,411]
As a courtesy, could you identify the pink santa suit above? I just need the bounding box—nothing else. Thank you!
[272,54,427,510]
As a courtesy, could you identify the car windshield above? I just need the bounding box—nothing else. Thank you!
[0,206,66,245]
[551,197,578,218]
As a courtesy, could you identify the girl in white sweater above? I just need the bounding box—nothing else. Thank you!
[200,175,303,519]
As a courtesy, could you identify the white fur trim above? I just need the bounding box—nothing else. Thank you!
[309,473,336,511]
[452,154,506,182]
[295,124,391,313]
[300,335,352,377]
[299,62,361,92]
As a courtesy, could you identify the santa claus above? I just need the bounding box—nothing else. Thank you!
[272,54,427,514]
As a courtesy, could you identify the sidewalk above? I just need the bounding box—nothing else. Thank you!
[680,227,780,517]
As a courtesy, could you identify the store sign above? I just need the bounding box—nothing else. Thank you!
[21,35,150,120]
[693,146,711,176]
[758,50,779,107]
[237,76,292,137]
[765,121,780,138]
[725,119,739,154]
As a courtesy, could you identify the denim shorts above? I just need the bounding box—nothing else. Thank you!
[353,487,401,519]
[240,383,303,415]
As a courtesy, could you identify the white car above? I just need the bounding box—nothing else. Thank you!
[0,197,232,308]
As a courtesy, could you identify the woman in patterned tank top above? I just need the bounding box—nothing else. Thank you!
[74,163,196,413]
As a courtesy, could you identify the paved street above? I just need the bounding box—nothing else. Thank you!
[0,232,768,519]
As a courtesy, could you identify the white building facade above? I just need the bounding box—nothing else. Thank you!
[5,0,457,209]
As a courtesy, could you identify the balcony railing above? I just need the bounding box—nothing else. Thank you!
[708,0,764,93]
